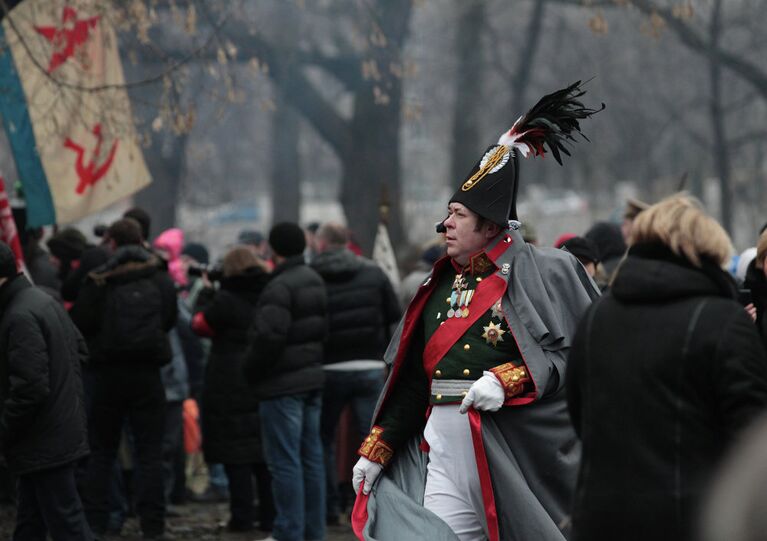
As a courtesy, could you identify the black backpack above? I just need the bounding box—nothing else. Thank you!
[99,276,168,363]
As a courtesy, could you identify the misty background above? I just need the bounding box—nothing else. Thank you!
[2,0,765,264]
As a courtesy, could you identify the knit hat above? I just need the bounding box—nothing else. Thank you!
[0,242,18,279]
[47,227,88,261]
[561,236,600,264]
[123,207,151,241]
[181,243,209,265]
[269,222,306,258]
[584,221,626,262]
[553,232,577,248]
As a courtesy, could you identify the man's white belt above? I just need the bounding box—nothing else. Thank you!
[430,379,477,398]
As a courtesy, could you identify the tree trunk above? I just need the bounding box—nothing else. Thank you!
[270,95,301,224]
[248,0,413,255]
[708,0,732,232]
[341,79,404,255]
[510,0,548,115]
[337,0,413,255]
[449,0,486,188]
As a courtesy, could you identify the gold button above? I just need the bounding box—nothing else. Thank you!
[476,277,482,282]
[463,344,470,351]
[435,394,442,401]
[366,437,371,442]
[511,374,520,383]
[446,297,451,303]
[440,321,445,326]
[461,391,468,397]
[435,370,442,378]
[463,369,470,376]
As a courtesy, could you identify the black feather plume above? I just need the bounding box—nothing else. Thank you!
[498,81,605,165]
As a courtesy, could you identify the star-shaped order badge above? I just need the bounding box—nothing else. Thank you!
[482,321,506,347]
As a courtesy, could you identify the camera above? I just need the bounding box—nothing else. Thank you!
[187,261,224,282]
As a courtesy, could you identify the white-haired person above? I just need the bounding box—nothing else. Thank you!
[566,194,767,541]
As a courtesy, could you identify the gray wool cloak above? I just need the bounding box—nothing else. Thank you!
[352,226,599,541]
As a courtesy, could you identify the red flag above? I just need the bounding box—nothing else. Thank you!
[0,175,26,272]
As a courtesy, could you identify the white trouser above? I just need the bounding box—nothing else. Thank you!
[423,405,488,541]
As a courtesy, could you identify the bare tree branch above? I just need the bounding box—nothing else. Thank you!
[240,32,353,157]
[547,0,767,100]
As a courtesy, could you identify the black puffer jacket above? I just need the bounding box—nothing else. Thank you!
[0,275,89,474]
[246,256,327,399]
[567,243,767,541]
[197,268,270,464]
[744,259,767,347]
[70,245,178,366]
[311,248,400,364]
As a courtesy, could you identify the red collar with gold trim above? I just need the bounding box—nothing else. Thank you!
[448,234,512,275]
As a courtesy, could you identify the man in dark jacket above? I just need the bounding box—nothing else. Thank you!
[246,222,328,541]
[71,218,177,539]
[310,222,400,523]
[0,242,93,540]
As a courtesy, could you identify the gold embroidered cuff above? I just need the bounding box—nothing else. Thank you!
[490,363,531,399]
[358,426,394,466]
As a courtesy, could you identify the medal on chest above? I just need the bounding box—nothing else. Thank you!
[446,273,475,319]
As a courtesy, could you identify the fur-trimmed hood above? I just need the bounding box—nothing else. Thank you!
[89,245,164,286]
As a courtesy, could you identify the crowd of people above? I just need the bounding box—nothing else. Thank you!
[0,208,406,541]
[2,191,767,541]
[3,81,767,541]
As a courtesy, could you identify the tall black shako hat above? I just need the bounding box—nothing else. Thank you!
[439,81,604,231]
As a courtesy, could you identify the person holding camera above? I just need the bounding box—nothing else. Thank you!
[191,246,275,533]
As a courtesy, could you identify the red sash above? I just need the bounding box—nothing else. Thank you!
[422,274,506,380]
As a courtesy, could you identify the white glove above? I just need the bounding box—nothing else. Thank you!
[459,371,505,414]
[352,457,383,495]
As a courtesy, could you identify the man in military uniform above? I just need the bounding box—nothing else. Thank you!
[351,82,603,541]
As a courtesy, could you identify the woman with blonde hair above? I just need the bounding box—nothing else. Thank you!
[566,194,767,541]
[191,245,274,532]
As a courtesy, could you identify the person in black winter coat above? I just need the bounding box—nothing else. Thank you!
[70,218,178,539]
[744,229,767,350]
[245,222,328,541]
[191,246,275,532]
[0,242,93,540]
[310,222,400,523]
[567,196,767,541]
